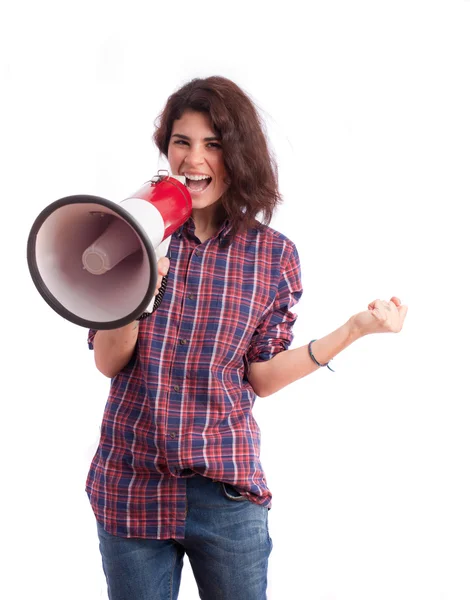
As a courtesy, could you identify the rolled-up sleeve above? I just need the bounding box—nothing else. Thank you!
[88,329,97,350]
[246,242,303,363]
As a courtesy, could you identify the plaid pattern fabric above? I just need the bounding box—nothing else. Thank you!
[86,218,303,539]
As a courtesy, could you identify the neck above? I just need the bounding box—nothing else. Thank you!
[192,204,224,241]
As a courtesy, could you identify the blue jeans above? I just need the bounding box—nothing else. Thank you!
[96,474,272,599]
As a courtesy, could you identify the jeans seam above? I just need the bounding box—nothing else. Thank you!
[168,545,178,600]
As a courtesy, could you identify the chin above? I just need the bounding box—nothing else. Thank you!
[191,195,221,209]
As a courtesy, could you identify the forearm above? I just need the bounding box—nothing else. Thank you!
[93,321,140,378]
[248,318,362,397]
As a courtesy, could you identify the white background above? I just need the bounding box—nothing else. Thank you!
[2,1,470,598]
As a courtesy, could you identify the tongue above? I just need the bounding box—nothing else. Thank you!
[187,178,211,192]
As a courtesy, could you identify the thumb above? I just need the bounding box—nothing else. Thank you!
[398,304,408,319]
[158,257,170,276]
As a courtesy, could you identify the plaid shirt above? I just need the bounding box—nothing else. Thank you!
[86,218,302,539]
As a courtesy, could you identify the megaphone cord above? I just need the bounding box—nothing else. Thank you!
[137,275,169,321]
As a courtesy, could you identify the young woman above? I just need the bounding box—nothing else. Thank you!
[87,76,407,600]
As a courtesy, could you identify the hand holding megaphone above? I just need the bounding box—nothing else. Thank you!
[135,255,172,322]
[155,256,170,295]
[27,172,191,330]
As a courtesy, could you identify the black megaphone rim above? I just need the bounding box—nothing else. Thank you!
[26,194,159,330]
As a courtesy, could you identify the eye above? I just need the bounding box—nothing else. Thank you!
[174,139,189,146]
[207,142,222,149]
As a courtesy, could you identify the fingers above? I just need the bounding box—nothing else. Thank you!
[368,299,392,311]
[369,297,402,310]
[158,257,170,277]
[154,258,170,296]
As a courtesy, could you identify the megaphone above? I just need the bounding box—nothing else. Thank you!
[27,172,192,330]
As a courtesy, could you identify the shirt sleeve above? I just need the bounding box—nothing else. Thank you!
[88,329,97,350]
[246,241,303,363]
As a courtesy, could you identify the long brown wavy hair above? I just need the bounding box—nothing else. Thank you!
[153,76,282,236]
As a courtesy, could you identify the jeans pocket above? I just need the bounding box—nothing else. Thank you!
[220,482,249,502]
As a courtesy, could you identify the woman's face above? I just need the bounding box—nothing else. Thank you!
[167,110,229,212]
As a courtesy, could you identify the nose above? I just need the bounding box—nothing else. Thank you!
[185,144,205,167]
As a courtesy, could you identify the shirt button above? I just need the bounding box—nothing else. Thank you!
[194,250,200,257]
[173,385,180,392]
[188,293,195,300]
[170,432,177,439]
[179,339,188,345]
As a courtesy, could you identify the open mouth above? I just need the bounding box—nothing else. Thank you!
[185,175,212,193]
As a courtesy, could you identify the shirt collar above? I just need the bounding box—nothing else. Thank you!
[174,218,233,247]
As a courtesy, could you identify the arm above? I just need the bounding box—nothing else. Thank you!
[248,296,408,397]
[93,321,140,378]
[248,320,357,397]
[92,257,170,378]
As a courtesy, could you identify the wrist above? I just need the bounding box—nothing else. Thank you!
[346,315,366,342]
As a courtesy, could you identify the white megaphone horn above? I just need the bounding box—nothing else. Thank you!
[27,172,192,330]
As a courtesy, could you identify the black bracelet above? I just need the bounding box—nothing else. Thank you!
[308,339,335,372]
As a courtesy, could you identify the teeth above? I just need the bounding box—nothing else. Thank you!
[184,173,211,181]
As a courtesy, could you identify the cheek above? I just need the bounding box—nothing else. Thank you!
[213,158,227,181]
[167,147,182,170]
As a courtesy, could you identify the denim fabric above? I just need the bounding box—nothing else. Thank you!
[97,474,273,600]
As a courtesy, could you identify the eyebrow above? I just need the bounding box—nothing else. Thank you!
[171,133,221,142]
